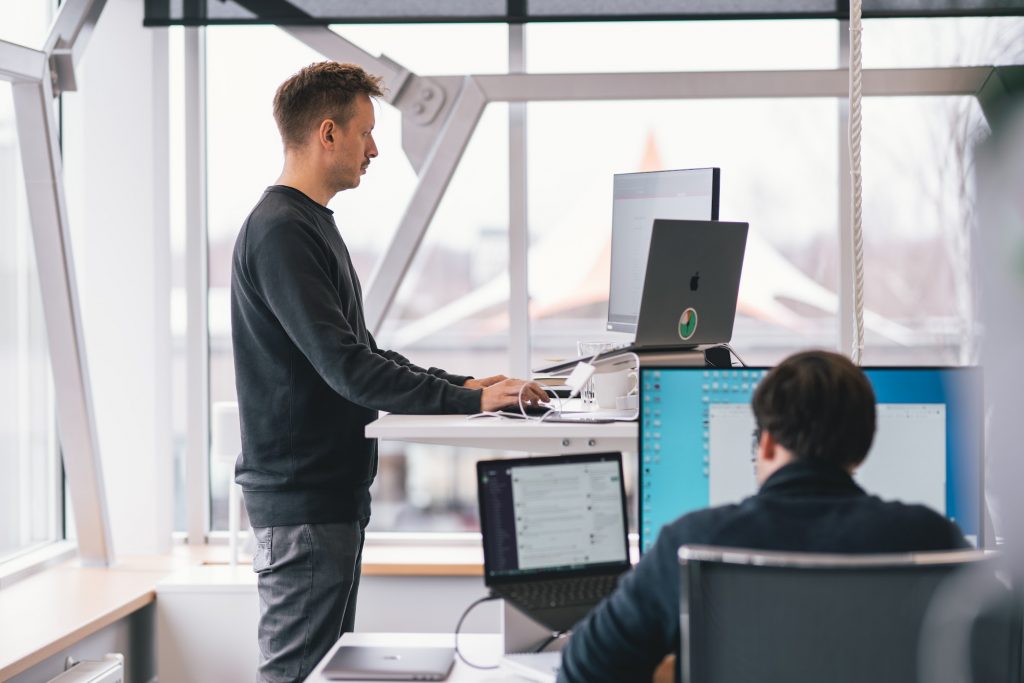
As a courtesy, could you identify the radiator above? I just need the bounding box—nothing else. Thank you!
[47,654,124,683]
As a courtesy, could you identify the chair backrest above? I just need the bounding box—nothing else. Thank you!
[677,545,995,683]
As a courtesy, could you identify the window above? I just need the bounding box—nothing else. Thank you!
[203,24,508,532]
[194,16,1017,538]
[525,98,840,368]
[0,82,62,563]
[0,4,52,49]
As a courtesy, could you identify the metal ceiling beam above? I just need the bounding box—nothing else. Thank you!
[44,0,108,94]
[0,40,46,83]
[473,67,996,102]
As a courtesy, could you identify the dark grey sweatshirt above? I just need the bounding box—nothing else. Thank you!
[231,185,481,527]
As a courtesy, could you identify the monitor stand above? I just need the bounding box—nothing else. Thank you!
[502,601,567,654]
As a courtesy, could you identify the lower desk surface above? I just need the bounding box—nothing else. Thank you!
[366,414,637,454]
[305,632,532,682]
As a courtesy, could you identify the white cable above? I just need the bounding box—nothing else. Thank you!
[849,0,865,365]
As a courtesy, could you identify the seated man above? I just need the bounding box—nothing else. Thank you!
[558,350,969,683]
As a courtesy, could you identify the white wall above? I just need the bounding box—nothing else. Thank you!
[62,0,173,556]
[7,605,156,683]
[156,573,500,682]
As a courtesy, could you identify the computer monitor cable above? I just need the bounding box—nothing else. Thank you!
[453,595,501,670]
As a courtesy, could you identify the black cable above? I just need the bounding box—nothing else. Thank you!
[454,595,501,670]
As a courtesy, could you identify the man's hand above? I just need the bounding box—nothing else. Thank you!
[463,375,508,390]
[480,379,550,412]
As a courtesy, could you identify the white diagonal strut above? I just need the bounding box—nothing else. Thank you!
[11,77,114,566]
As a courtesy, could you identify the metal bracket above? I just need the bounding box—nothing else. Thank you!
[50,49,77,94]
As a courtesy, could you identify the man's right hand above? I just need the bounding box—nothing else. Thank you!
[480,379,549,412]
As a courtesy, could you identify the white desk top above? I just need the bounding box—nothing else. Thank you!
[304,632,534,682]
[366,413,637,454]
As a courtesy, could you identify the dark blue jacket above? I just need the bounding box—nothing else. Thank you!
[558,459,969,683]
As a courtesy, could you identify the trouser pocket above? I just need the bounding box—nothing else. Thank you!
[252,526,273,573]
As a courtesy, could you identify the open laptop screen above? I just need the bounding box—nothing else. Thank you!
[477,453,629,583]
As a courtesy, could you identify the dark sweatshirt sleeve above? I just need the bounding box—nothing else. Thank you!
[247,223,481,414]
[558,526,681,683]
[366,331,472,387]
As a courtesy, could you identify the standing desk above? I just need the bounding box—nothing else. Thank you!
[365,413,638,454]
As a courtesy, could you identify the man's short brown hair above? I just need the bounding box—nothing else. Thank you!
[273,61,384,148]
[752,350,877,469]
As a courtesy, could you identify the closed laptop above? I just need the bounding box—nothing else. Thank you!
[322,645,454,681]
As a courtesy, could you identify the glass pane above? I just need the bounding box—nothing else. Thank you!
[0,82,61,562]
[371,104,509,533]
[205,24,507,532]
[862,17,1024,68]
[859,96,989,365]
[527,99,840,368]
[526,20,837,73]
[0,4,53,49]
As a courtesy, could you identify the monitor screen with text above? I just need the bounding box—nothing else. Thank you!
[607,168,720,333]
[638,367,982,552]
[478,453,628,579]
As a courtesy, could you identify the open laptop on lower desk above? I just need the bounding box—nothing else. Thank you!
[476,453,632,680]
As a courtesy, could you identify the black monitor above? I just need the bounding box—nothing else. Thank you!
[638,366,984,552]
[606,167,720,333]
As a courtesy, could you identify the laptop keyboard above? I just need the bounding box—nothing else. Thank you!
[501,574,621,611]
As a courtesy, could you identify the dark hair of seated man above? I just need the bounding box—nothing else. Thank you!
[752,349,876,472]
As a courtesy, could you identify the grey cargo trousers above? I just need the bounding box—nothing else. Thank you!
[253,520,367,683]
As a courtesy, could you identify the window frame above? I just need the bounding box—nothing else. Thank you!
[185,18,1008,544]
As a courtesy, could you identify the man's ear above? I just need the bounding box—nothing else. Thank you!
[318,119,335,147]
[759,430,777,462]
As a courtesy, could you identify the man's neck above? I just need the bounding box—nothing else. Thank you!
[277,165,333,207]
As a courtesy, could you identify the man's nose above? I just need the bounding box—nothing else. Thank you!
[367,136,378,158]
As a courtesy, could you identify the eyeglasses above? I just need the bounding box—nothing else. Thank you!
[753,428,761,475]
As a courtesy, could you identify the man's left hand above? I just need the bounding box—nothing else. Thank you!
[464,375,508,390]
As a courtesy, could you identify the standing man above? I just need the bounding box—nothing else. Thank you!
[231,61,547,683]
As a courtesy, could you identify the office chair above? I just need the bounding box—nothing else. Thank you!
[677,545,1020,683]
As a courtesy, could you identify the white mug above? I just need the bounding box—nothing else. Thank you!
[593,370,638,409]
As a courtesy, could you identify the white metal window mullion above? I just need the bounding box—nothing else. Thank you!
[184,26,210,545]
[508,24,531,379]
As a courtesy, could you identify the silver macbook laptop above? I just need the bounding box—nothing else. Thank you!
[322,645,454,681]
[533,219,748,374]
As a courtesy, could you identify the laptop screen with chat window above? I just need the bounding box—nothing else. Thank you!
[477,453,630,584]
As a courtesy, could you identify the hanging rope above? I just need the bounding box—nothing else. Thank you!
[849,0,865,364]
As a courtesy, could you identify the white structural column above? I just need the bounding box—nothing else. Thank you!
[62,0,174,555]
[363,77,489,330]
[10,67,114,565]
[185,26,210,544]
[508,25,531,378]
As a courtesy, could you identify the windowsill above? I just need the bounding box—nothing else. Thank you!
[0,541,78,590]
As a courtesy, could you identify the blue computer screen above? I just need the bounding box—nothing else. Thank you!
[638,367,983,553]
